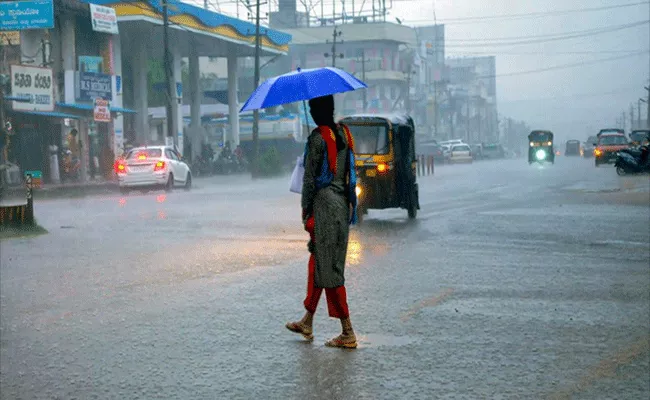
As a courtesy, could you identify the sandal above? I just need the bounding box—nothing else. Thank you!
[325,334,357,349]
[285,321,314,341]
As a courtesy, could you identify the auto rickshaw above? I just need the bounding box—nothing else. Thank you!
[528,130,555,164]
[338,114,420,222]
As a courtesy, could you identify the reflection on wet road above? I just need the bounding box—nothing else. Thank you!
[1,158,648,399]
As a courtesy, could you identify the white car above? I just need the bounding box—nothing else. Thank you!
[449,144,473,164]
[116,146,192,193]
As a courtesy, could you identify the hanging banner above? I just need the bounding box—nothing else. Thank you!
[89,4,118,34]
[10,64,54,112]
[93,98,111,122]
[0,0,54,31]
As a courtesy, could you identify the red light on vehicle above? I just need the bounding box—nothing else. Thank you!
[154,161,165,171]
[377,163,388,173]
[115,160,126,174]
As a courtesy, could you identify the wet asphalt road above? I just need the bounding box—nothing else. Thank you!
[1,157,649,399]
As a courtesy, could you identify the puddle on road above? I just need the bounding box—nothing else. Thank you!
[355,334,419,348]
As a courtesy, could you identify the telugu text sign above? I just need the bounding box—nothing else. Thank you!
[89,4,118,34]
[10,65,54,112]
[94,99,111,123]
[0,0,54,31]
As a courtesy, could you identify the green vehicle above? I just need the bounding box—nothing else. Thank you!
[528,130,555,164]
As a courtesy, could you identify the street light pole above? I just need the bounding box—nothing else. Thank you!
[163,0,174,147]
[251,0,262,178]
[641,98,647,129]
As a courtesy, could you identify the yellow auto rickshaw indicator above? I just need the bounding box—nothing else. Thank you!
[377,163,388,173]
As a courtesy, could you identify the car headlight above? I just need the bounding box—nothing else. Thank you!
[535,149,546,160]
[355,185,362,196]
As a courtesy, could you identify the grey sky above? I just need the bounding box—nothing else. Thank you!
[197,0,650,141]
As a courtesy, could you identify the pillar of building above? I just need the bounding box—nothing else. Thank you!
[132,38,149,147]
[109,35,125,157]
[170,42,184,154]
[188,44,202,161]
[227,50,240,146]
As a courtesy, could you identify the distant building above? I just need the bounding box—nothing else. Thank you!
[445,56,498,143]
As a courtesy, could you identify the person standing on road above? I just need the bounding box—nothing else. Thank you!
[286,95,359,349]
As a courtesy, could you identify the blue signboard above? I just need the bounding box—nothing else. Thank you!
[77,71,112,102]
[0,0,54,31]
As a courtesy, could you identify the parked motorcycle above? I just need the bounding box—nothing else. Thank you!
[191,156,213,177]
[614,145,650,176]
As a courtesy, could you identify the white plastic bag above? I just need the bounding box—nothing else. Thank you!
[289,155,304,194]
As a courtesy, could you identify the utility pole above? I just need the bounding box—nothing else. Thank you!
[466,97,470,143]
[630,104,634,131]
[640,98,647,129]
[324,26,343,67]
[621,111,626,130]
[251,0,262,177]
[0,39,6,190]
[163,0,175,147]
[645,86,650,129]
[355,49,369,111]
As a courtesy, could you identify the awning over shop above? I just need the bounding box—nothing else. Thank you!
[56,102,137,114]
[11,110,81,119]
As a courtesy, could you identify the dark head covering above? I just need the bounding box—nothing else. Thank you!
[308,95,344,150]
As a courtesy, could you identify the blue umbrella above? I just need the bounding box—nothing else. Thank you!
[240,67,367,112]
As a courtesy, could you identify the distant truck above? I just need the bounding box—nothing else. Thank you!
[482,143,505,159]
[565,140,581,156]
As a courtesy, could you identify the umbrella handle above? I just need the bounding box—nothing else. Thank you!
[302,100,310,135]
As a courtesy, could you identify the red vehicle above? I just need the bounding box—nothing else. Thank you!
[593,129,630,167]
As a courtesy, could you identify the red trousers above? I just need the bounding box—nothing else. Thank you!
[303,216,350,319]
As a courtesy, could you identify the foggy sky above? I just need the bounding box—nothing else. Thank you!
[195,0,650,143]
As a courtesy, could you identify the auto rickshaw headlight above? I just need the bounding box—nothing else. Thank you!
[547,141,552,146]
[355,185,362,197]
[376,163,388,173]
[530,142,534,147]
[594,148,602,157]
[535,149,546,160]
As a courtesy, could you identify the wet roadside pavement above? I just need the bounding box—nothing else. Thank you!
[1,158,648,399]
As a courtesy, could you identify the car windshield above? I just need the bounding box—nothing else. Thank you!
[630,131,649,142]
[599,129,623,135]
[348,124,389,154]
[126,148,162,160]
[529,132,552,142]
[598,135,627,145]
[452,145,470,151]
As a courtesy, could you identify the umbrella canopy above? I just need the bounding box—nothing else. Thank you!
[240,67,367,112]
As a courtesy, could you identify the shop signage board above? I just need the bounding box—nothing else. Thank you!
[77,71,112,102]
[0,0,54,31]
[79,56,104,73]
[89,4,118,35]
[24,170,42,188]
[10,64,54,112]
[93,98,111,123]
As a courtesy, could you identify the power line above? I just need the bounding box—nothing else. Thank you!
[475,51,649,79]
[443,21,649,42]
[447,50,649,56]
[443,20,648,47]
[499,86,645,104]
[406,1,648,25]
